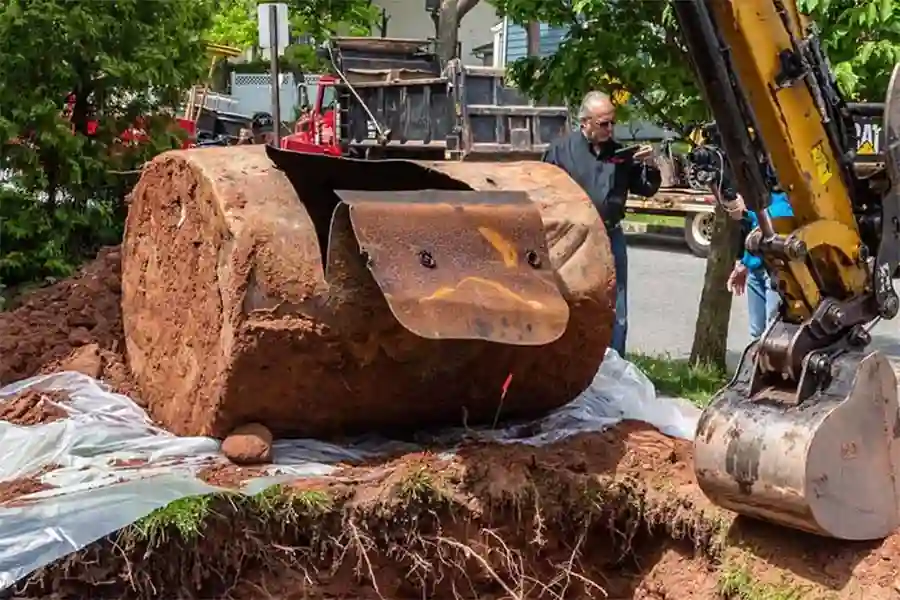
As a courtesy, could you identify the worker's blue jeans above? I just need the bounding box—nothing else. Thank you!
[608,224,628,356]
[747,267,780,340]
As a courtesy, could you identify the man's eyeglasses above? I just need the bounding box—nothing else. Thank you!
[588,118,615,128]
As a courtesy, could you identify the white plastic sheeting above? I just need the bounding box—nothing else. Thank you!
[0,350,700,590]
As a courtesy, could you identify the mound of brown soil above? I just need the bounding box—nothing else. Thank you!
[0,476,55,507]
[0,389,70,426]
[197,463,269,489]
[0,247,138,400]
[11,421,900,600]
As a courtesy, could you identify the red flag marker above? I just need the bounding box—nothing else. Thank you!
[501,372,513,400]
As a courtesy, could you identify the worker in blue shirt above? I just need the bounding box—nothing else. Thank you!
[726,189,794,340]
[688,122,793,340]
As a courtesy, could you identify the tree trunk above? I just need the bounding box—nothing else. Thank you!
[526,22,541,57]
[436,0,460,63]
[690,204,741,370]
[436,0,481,64]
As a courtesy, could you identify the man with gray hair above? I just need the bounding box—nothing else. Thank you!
[542,91,662,356]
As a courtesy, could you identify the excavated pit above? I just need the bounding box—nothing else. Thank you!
[10,420,900,599]
[7,422,724,600]
[121,146,616,439]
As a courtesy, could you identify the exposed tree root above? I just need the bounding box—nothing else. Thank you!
[5,459,724,599]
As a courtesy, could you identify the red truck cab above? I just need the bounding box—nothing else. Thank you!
[280,75,341,155]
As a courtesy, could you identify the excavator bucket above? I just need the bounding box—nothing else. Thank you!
[694,345,900,540]
[693,67,900,541]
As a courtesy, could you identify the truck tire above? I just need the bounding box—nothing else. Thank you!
[684,212,714,258]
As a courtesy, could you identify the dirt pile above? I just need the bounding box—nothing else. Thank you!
[0,389,70,426]
[0,247,137,399]
[0,476,54,507]
[8,421,900,600]
[0,464,59,507]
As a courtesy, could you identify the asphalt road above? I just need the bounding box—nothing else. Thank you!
[626,233,900,369]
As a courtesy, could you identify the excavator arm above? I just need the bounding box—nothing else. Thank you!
[672,0,900,540]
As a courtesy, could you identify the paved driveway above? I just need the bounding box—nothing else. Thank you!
[626,234,900,368]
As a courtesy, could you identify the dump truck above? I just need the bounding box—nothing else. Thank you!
[120,37,616,441]
[284,36,570,162]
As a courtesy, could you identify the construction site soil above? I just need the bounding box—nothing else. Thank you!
[3,251,900,598]
[0,389,70,426]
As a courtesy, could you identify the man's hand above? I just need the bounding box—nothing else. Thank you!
[632,144,655,164]
[724,194,746,221]
[727,262,749,296]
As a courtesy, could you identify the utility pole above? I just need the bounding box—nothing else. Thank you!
[268,5,281,146]
[258,2,289,146]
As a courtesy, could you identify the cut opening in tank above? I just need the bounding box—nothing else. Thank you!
[265,146,474,265]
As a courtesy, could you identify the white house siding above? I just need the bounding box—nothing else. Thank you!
[505,22,568,62]
[371,0,499,65]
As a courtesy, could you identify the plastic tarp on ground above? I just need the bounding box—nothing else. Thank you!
[0,350,701,590]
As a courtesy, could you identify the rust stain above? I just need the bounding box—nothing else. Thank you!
[478,226,518,268]
[420,276,545,310]
[840,441,858,460]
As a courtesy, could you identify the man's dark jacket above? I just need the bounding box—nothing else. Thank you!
[541,132,662,228]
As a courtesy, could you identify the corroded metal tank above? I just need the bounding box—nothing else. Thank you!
[121,145,617,439]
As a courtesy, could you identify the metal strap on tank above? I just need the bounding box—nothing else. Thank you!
[326,189,570,345]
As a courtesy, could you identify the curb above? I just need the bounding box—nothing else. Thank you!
[621,221,683,237]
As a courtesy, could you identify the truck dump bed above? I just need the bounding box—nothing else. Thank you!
[327,37,571,160]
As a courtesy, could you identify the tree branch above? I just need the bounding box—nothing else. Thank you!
[458,0,480,20]
[437,0,460,62]
[526,21,540,57]
[596,62,689,138]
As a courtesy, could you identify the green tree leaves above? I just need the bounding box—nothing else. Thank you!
[494,0,900,131]
[0,0,380,290]
[798,0,900,100]
[494,0,707,134]
[205,0,259,50]
[0,0,211,195]
[0,0,212,286]
[201,0,379,71]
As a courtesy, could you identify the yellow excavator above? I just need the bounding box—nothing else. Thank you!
[121,0,900,542]
[673,0,900,541]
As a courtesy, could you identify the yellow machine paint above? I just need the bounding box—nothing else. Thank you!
[708,0,866,321]
[673,0,900,540]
